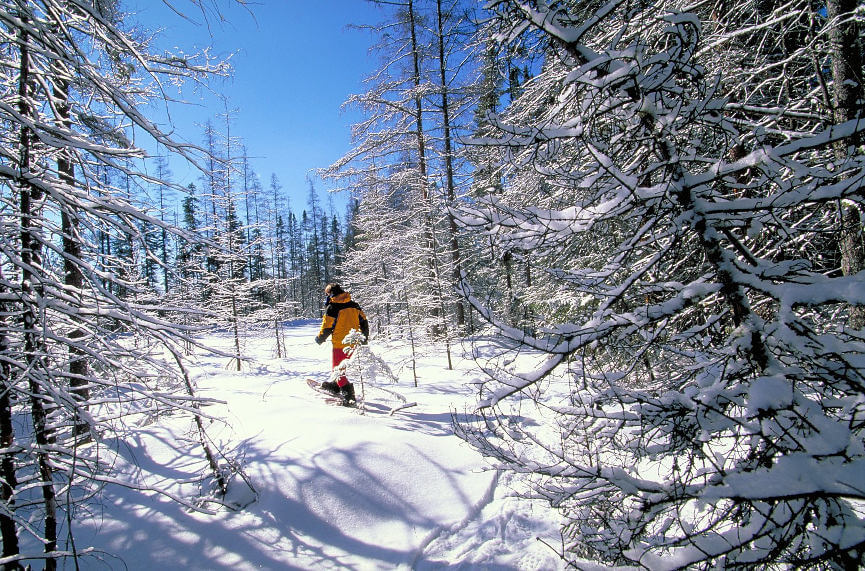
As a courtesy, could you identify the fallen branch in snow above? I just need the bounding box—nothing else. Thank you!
[389,402,418,415]
[371,384,408,403]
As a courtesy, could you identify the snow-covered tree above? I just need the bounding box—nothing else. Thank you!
[327,0,479,360]
[197,114,256,370]
[456,1,865,567]
[0,1,240,566]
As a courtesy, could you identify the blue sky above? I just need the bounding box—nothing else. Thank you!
[127,0,385,212]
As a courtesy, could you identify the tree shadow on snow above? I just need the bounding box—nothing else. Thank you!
[69,425,486,569]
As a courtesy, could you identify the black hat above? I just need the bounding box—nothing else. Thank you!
[325,283,344,296]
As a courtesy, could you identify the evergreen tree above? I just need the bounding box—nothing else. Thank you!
[305,178,325,304]
[287,210,303,315]
[154,154,173,293]
[330,214,344,276]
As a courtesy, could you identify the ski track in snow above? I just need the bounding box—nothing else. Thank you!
[67,322,564,570]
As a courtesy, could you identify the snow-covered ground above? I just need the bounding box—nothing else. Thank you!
[71,321,564,570]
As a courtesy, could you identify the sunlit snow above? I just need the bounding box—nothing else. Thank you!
[71,321,564,570]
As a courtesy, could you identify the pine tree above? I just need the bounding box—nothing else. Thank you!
[288,210,303,315]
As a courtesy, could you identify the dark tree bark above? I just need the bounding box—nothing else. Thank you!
[436,0,466,329]
[829,0,865,329]
[17,11,58,568]
[407,0,449,341]
[0,269,21,568]
[53,40,91,437]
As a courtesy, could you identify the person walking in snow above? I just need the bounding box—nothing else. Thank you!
[315,283,369,406]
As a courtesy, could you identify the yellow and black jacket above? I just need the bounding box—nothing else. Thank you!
[316,292,369,349]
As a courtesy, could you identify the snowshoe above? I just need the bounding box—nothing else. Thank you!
[339,383,357,407]
[307,378,359,408]
[319,380,340,396]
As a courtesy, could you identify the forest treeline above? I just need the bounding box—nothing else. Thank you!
[2,0,865,569]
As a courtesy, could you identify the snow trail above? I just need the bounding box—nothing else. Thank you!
[409,467,501,568]
[70,322,563,569]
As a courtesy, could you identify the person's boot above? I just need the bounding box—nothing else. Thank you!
[320,381,340,396]
[339,383,356,407]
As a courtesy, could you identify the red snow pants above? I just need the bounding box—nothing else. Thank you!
[332,347,350,387]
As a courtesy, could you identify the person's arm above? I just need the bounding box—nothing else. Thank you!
[315,306,336,344]
[359,309,369,343]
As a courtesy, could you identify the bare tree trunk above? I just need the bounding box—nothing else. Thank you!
[273,316,284,358]
[18,12,58,568]
[408,0,428,200]
[231,292,243,371]
[408,0,444,335]
[829,0,865,329]
[53,29,90,436]
[404,290,420,387]
[227,211,243,371]
[172,354,228,496]
[435,0,465,329]
[160,188,170,293]
[0,271,21,566]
